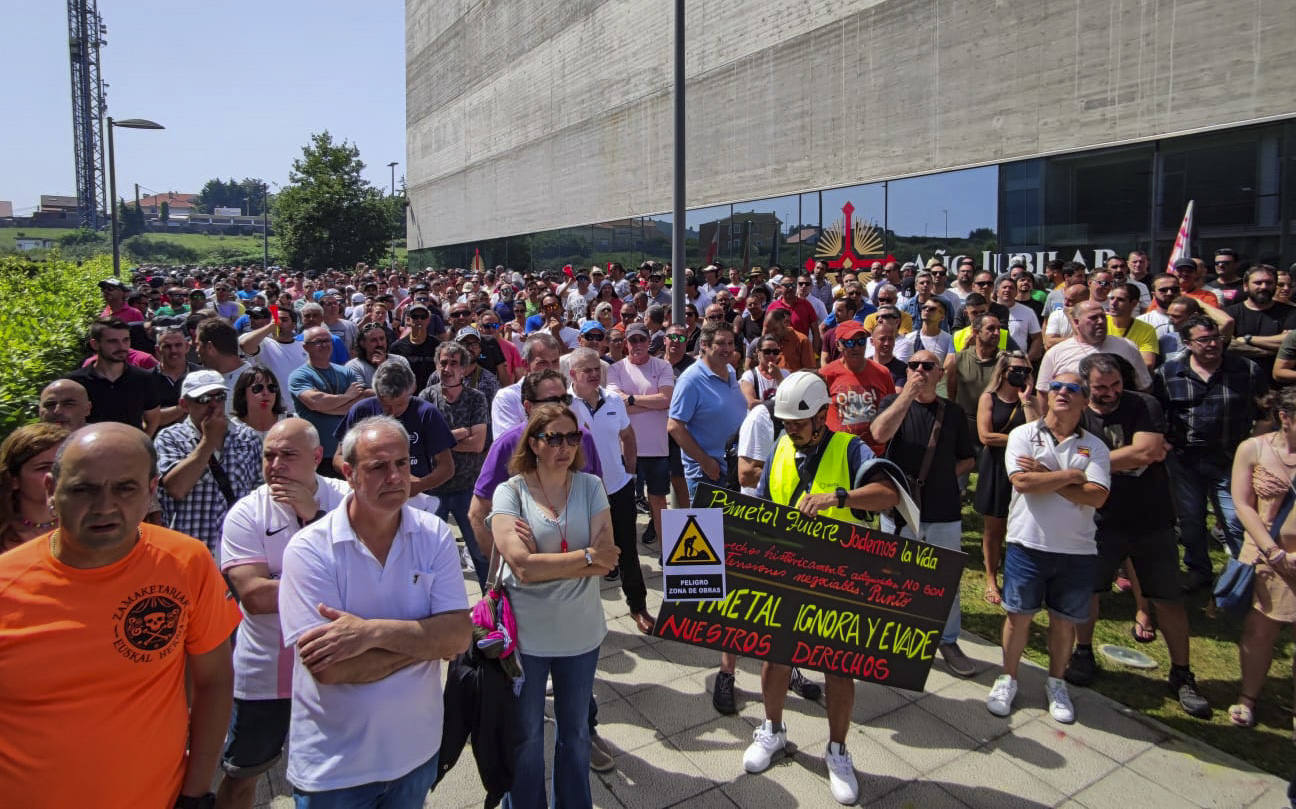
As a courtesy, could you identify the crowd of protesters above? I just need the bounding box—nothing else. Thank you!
[1,248,1295,808]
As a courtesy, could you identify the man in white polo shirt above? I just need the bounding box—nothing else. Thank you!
[279,415,471,806]
[216,419,348,809]
[987,371,1110,725]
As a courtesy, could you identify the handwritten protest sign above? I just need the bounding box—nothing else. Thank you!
[652,483,965,692]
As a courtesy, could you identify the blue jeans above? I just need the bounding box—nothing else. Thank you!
[881,516,963,645]
[293,751,439,809]
[504,647,600,809]
[1167,452,1242,577]
[684,468,725,503]
[436,489,488,592]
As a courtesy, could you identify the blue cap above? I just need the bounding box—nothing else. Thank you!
[579,320,607,336]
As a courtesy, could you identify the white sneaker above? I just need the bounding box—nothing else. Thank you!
[824,743,859,804]
[986,674,1018,716]
[459,543,473,571]
[742,720,787,773]
[1046,676,1075,724]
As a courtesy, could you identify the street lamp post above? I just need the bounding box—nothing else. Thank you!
[262,182,270,271]
[387,161,399,272]
[107,117,165,277]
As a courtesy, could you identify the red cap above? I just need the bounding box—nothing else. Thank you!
[836,319,868,340]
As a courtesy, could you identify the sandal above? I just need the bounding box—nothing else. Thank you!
[983,583,1002,605]
[1228,696,1258,727]
[631,610,656,635]
[1131,617,1157,644]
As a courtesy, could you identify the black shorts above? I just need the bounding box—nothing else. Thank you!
[668,437,684,477]
[221,697,291,777]
[1093,525,1182,602]
[637,456,670,496]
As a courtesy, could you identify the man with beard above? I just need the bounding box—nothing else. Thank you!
[1036,301,1152,399]
[66,318,161,436]
[1063,354,1211,718]
[345,323,412,388]
[389,302,440,390]
[1224,265,1296,386]
[819,321,895,455]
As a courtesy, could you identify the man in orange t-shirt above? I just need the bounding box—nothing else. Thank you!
[819,321,897,455]
[0,423,242,809]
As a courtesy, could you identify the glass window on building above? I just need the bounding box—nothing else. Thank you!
[1039,144,1154,271]
[726,194,800,273]
[817,182,886,276]
[687,204,734,268]
[886,166,998,274]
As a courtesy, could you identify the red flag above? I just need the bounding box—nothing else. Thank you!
[1165,200,1194,273]
[563,264,573,278]
[704,221,720,266]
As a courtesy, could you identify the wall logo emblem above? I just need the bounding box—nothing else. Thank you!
[809,201,885,272]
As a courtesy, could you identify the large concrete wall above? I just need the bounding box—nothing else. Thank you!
[406,0,1296,250]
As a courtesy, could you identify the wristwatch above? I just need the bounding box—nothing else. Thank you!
[627,395,636,407]
[1243,334,1254,345]
[583,548,594,566]
[174,794,215,809]
[835,487,848,508]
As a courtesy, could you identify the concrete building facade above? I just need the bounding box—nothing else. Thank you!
[406,0,1296,272]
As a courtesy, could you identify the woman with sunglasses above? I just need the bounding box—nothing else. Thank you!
[490,404,619,809]
[740,335,789,409]
[975,350,1037,605]
[231,366,288,437]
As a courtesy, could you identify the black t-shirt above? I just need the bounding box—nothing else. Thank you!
[881,357,907,388]
[1081,392,1174,530]
[477,337,506,375]
[66,364,160,430]
[151,363,199,409]
[1224,300,1296,339]
[390,335,440,390]
[879,395,975,524]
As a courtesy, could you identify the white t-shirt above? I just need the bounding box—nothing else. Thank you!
[801,294,827,322]
[606,357,675,457]
[221,363,251,416]
[569,387,633,494]
[736,405,775,497]
[491,382,525,436]
[220,476,349,700]
[249,338,307,414]
[892,330,955,363]
[1036,335,1153,391]
[1004,420,1111,555]
[741,367,789,403]
[1045,308,1073,339]
[1003,302,1041,352]
[1138,309,1182,357]
[279,497,468,792]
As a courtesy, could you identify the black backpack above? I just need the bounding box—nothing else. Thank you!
[723,399,783,491]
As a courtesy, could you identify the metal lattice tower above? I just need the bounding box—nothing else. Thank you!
[68,0,108,230]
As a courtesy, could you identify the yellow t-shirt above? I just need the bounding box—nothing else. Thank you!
[1107,316,1158,356]
[862,310,913,334]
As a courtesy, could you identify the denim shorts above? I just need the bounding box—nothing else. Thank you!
[1001,543,1097,623]
[636,456,670,496]
[222,697,291,777]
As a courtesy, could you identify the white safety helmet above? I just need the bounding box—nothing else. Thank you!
[773,371,830,420]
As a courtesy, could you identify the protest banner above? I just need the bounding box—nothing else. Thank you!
[653,483,965,692]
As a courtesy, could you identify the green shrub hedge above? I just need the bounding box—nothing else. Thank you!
[0,255,108,437]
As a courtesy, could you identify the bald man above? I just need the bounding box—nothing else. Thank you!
[216,420,350,809]
[38,379,91,431]
[0,423,242,809]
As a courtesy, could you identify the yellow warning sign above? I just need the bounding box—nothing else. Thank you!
[666,515,721,565]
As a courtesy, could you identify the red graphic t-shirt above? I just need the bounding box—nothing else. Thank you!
[820,358,897,456]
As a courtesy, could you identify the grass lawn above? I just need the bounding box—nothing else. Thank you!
[954,497,1295,777]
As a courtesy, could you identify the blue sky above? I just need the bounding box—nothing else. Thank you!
[4,1,405,214]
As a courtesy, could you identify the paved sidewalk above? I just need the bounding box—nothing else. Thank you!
[249,539,1290,809]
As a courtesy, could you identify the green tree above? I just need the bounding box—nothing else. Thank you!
[159,200,170,224]
[116,199,146,239]
[274,131,389,270]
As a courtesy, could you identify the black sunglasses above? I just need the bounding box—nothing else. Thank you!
[533,430,582,447]
[907,360,937,371]
[838,337,868,348]
[250,383,278,394]
[189,392,227,405]
[530,394,573,406]
[408,311,430,320]
[760,348,782,355]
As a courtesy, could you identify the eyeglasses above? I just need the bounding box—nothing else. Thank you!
[361,322,385,333]
[907,360,937,371]
[1189,334,1222,345]
[839,337,868,349]
[1093,280,1112,287]
[920,306,942,313]
[583,332,606,341]
[877,297,896,304]
[304,338,332,347]
[532,430,583,447]
[796,281,810,287]
[408,311,430,320]
[450,310,471,318]
[1156,286,1181,294]
[530,393,573,406]
[877,312,900,320]
[250,382,279,394]
[973,281,992,287]
[189,392,227,405]
[478,322,499,330]
[1048,381,1083,394]
[666,334,687,343]
[760,347,782,355]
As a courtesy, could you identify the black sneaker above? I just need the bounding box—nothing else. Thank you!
[788,668,822,701]
[1169,668,1211,718]
[1064,646,1098,687]
[641,523,657,545]
[604,568,620,582]
[713,670,737,714]
[635,495,650,514]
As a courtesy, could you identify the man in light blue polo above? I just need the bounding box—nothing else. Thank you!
[667,320,747,501]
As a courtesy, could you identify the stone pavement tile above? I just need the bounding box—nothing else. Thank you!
[859,696,983,773]
[929,748,1068,809]
[592,775,627,809]
[1125,736,1277,808]
[867,780,973,809]
[850,681,921,724]
[600,624,650,659]
[719,750,861,808]
[668,714,777,786]
[984,717,1119,796]
[1245,778,1295,808]
[598,739,714,809]
[735,676,830,750]
[626,678,743,739]
[593,692,663,754]
[1072,765,1205,809]
[1038,697,1166,764]
[654,635,728,669]
[912,675,1038,745]
[659,787,740,808]
[599,644,689,698]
